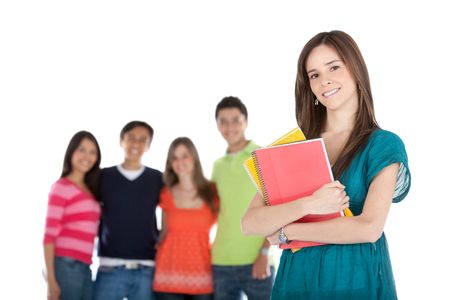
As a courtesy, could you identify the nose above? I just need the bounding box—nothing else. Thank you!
[321,79,333,86]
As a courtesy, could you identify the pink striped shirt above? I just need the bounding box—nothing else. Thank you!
[43,178,101,265]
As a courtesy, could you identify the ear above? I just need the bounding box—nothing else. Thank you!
[144,139,152,151]
[243,118,249,129]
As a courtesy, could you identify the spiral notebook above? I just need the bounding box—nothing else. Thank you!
[244,127,306,191]
[252,138,342,249]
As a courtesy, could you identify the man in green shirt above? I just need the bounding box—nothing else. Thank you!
[212,96,273,300]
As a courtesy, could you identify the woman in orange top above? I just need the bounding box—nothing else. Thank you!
[153,137,219,300]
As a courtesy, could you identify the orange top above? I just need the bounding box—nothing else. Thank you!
[153,187,218,294]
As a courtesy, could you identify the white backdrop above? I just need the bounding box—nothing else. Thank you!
[1,1,449,298]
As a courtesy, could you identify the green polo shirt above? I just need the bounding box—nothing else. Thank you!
[211,140,265,265]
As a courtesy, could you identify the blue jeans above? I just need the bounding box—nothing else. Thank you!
[54,256,93,300]
[212,265,274,300]
[93,265,154,300]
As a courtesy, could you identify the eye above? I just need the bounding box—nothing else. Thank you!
[330,65,340,71]
[310,73,318,80]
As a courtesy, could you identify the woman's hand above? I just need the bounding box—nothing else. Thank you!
[47,279,60,300]
[304,181,349,215]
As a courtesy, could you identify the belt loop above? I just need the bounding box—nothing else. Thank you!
[125,262,139,269]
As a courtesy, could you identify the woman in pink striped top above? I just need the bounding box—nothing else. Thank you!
[43,131,101,300]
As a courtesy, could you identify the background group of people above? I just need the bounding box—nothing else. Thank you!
[43,97,273,300]
[43,30,411,300]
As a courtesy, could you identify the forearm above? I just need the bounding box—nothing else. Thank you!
[285,215,382,244]
[285,164,400,244]
[43,244,57,282]
[242,194,312,236]
[261,239,271,250]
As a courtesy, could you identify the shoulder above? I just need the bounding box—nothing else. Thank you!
[144,167,163,177]
[213,155,226,166]
[49,178,79,199]
[100,166,118,176]
[159,186,173,209]
[364,129,407,158]
[247,140,260,152]
[159,186,170,200]
[144,167,164,186]
[50,178,66,192]
[212,156,226,173]
[365,129,408,159]
[368,129,405,147]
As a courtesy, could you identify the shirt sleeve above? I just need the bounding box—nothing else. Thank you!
[43,183,66,244]
[159,187,171,211]
[365,130,411,203]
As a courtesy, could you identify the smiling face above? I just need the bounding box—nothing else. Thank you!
[170,144,195,178]
[306,44,358,113]
[71,138,98,176]
[216,107,248,148]
[120,126,151,163]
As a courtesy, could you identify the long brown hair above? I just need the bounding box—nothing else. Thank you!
[295,30,379,179]
[164,137,217,212]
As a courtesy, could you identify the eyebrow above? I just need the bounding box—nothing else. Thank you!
[307,59,342,74]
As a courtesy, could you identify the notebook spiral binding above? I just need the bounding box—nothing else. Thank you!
[251,151,270,206]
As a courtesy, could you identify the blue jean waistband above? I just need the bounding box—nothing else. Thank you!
[99,263,154,270]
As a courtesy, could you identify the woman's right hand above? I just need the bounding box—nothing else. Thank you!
[305,181,349,215]
[47,279,60,300]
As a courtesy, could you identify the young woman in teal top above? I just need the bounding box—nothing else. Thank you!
[242,30,411,299]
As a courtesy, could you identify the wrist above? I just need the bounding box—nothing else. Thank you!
[47,276,57,285]
[278,226,291,244]
[260,247,270,256]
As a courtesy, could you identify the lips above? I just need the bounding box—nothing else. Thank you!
[322,88,340,98]
[77,160,94,170]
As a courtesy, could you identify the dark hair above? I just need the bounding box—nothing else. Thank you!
[61,131,101,199]
[164,137,218,213]
[295,30,379,179]
[120,121,154,140]
[215,96,248,120]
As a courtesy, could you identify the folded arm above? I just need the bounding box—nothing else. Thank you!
[241,181,348,237]
[283,163,399,244]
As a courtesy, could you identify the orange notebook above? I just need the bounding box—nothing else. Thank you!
[252,138,341,249]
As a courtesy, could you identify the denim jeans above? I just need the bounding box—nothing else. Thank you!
[54,256,93,300]
[93,265,154,300]
[212,265,274,300]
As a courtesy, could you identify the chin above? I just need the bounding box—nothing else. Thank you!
[323,102,343,111]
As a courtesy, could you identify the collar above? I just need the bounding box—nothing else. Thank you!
[226,140,257,156]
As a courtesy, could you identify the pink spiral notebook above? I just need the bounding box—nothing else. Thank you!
[252,138,342,249]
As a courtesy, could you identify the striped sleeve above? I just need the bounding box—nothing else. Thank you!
[43,181,75,244]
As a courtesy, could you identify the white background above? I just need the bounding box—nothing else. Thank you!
[1,1,449,298]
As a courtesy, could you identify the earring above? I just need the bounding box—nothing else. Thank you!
[314,99,319,106]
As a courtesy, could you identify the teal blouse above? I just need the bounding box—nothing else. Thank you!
[271,129,411,300]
